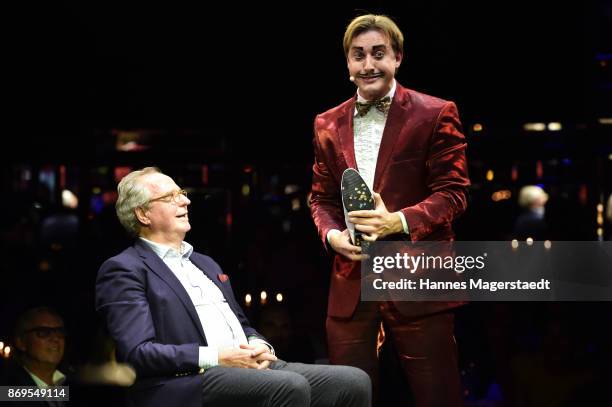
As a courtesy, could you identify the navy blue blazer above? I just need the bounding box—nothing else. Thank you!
[95,239,264,407]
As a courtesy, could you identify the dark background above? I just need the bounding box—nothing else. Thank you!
[2,1,612,405]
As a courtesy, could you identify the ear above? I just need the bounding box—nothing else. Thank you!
[395,51,403,68]
[134,206,151,226]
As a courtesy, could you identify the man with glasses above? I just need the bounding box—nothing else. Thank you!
[3,307,66,392]
[96,167,371,407]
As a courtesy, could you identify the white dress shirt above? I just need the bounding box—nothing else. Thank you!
[327,79,409,244]
[140,238,270,370]
[24,367,65,387]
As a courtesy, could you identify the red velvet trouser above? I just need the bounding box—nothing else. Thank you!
[327,301,463,407]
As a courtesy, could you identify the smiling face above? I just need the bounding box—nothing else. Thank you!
[136,172,191,248]
[16,312,65,368]
[347,29,402,101]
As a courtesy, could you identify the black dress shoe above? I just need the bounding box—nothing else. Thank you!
[341,168,375,249]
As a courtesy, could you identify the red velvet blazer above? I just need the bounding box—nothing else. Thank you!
[310,83,470,318]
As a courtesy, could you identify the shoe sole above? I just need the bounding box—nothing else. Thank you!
[341,168,375,249]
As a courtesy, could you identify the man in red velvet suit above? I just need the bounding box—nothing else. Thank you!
[310,14,470,407]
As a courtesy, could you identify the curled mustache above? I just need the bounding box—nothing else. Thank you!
[356,73,384,79]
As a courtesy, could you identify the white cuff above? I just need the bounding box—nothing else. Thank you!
[198,346,219,370]
[248,337,275,355]
[326,229,342,244]
[397,212,410,235]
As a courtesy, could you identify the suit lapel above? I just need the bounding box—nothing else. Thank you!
[373,84,411,192]
[188,254,243,331]
[338,98,358,170]
[134,240,206,341]
[189,254,227,295]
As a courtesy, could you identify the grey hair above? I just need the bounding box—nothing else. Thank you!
[116,167,161,236]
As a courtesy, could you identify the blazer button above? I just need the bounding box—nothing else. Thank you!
[198,368,204,374]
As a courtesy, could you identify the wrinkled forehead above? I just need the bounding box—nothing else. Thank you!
[141,172,178,194]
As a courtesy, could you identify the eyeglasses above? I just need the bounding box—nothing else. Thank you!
[146,189,188,205]
[25,326,66,339]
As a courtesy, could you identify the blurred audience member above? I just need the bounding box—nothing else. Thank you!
[514,185,549,240]
[3,307,67,388]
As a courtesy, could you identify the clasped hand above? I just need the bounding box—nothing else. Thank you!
[219,343,277,370]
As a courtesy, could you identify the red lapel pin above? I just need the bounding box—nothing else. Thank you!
[218,274,229,283]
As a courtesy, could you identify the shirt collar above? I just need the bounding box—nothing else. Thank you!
[24,367,65,388]
[354,79,396,116]
[139,237,193,260]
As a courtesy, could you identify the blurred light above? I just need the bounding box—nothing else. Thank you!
[0,341,3,350]
[597,214,604,226]
[523,122,546,131]
[486,170,494,182]
[544,240,552,249]
[276,293,283,302]
[92,187,102,194]
[243,165,253,173]
[536,161,543,179]
[547,122,562,131]
[598,118,612,125]
[511,240,519,250]
[260,291,268,305]
[245,294,252,306]
[62,189,78,209]
[472,123,483,132]
[561,158,572,166]
[201,165,209,185]
[3,346,10,358]
[597,228,603,237]
[241,184,250,197]
[59,165,66,189]
[284,184,299,194]
[291,198,300,211]
[597,204,604,212]
[114,166,132,183]
[608,154,612,161]
[526,237,534,246]
[511,165,518,182]
[579,185,588,206]
[39,260,50,272]
[491,190,512,202]
[102,191,118,205]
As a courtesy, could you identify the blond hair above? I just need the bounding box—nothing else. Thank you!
[343,14,404,57]
[518,185,548,208]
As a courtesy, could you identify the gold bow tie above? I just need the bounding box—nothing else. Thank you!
[355,96,391,117]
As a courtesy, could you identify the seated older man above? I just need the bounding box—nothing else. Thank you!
[95,167,371,407]
[6,307,66,388]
